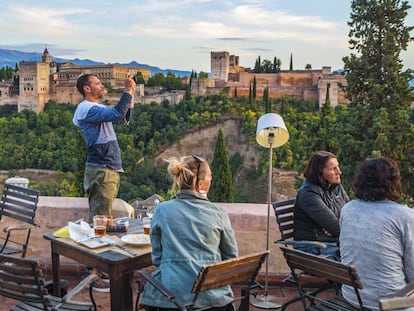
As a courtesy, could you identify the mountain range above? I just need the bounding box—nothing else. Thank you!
[0,49,192,77]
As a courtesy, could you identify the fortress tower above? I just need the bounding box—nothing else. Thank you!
[18,48,52,112]
[42,48,51,63]
[211,51,229,82]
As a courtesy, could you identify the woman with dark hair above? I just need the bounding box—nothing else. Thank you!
[340,157,414,310]
[294,151,349,260]
[140,155,238,311]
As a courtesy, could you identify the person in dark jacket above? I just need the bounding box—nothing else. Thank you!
[293,151,349,260]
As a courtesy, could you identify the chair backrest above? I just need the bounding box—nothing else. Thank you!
[280,246,363,289]
[0,183,40,225]
[191,251,269,295]
[272,198,296,242]
[0,254,50,309]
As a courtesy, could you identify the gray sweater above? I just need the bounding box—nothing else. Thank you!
[340,200,414,310]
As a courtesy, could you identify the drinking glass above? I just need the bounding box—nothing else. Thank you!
[142,217,151,235]
[93,215,108,236]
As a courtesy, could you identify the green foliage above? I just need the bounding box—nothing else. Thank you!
[253,76,257,100]
[134,72,145,84]
[198,71,208,79]
[0,104,17,116]
[0,65,15,80]
[146,72,186,92]
[342,0,414,199]
[0,86,412,202]
[253,56,282,73]
[263,86,270,113]
[209,129,234,202]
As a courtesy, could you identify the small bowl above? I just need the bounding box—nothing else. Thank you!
[116,219,129,232]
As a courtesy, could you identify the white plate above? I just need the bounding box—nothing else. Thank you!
[121,234,151,246]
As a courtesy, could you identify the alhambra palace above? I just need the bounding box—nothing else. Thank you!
[0,48,347,112]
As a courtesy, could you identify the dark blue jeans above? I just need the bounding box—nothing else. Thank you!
[294,242,340,261]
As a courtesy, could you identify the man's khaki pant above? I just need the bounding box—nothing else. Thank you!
[84,166,120,223]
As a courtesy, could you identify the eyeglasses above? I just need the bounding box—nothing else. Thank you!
[192,155,204,186]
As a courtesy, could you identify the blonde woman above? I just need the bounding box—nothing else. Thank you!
[140,155,238,311]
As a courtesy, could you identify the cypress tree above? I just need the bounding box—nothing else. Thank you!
[264,86,270,113]
[342,0,414,198]
[253,76,257,100]
[289,53,293,71]
[209,129,234,203]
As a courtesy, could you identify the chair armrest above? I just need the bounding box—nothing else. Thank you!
[61,273,99,303]
[379,280,414,310]
[379,296,414,310]
[138,269,176,301]
[275,240,328,249]
[3,224,33,233]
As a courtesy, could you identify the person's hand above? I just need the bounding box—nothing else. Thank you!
[322,228,333,237]
[124,73,136,96]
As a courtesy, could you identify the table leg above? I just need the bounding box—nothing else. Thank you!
[51,247,61,297]
[110,272,133,311]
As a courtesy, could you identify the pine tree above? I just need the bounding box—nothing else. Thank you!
[209,129,234,203]
[342,0,414,198]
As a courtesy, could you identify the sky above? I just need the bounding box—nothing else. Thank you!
[1,0,414,73]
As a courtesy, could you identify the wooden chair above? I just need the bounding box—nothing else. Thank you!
[132,251,269,311]
[0,253,99,310]
[273,198,328,249]
[0,183,40,257]
[379,280,414,310]
[273,198,333,310]
[280,246,369,311]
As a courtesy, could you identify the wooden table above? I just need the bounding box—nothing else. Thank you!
[43,219,152,311]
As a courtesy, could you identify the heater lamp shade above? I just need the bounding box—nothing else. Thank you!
[256,113,289,148]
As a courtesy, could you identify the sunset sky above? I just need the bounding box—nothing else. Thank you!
[1,0,413,72]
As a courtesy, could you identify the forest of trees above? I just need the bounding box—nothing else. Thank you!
[0,0,413,205]
[0,89,413,205]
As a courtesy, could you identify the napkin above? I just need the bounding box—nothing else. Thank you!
[68,220,94,242]
[53,225,70,238]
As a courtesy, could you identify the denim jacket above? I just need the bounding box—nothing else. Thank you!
[140,190,238,309]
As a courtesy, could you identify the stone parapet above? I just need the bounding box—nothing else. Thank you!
[2,197,288,275]
[221,203,288,274]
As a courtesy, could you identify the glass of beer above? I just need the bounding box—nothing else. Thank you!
[93,215,107,236]
[142,217,151,235]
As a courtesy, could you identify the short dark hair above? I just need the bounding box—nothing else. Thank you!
[353,157,402,201]
[303,151,338,186]
[76,74,95,97]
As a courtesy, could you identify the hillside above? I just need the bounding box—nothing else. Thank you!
[155,118,298,202]
[0,118,298,202]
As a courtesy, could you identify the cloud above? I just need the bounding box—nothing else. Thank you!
[125,2,346,48]
[0,5,89,37]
